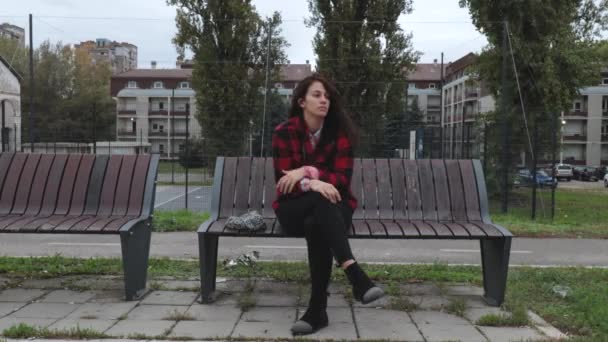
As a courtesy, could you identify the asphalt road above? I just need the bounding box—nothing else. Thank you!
[1,233,606,268]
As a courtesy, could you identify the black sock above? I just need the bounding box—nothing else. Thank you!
[344,262,375,302]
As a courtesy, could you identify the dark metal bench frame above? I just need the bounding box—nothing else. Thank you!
[198,157,512,306]
[0,153,159,300]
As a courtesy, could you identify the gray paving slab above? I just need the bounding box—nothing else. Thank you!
[104,319,175,338]
[418,324,487,342]
[170,320,235,339]
[0,289,46,302]
[0,317,56,331]
[355,308,424,341]
[352,294,392,308]
[410,310,472,325]
[477,326,545,342]
[211,292,239,306]
[40,290,96,303]
[19,278,65,289]
[88,290,125,303]
[0,302,27,317]
[254,293,298,306]
[297,306,353,324]
[304,322,357,340]
[70,277,124,291]
[215,279,247,293]
[401,282,443,296]
[446,284,485,296]
[141,291,198,305]
[241,307,296,323]
[231,321,293,339]
[65,302,138,320]
[186,303,242,322]
[11,302,79,319]
[407,295,451,310]
[327,293,349,307]
[152,280,199,291]
[126,304,190,320]
[48,318,117,332]
[254,280,299,294]
[466,307,505,323]
[462,294,494,308]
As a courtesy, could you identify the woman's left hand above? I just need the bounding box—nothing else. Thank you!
[277,168,306,194]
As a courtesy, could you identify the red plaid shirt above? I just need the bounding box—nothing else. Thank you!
[272,115,357,211]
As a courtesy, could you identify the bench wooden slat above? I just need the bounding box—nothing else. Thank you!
[12,154,42,215]
[68,216,100,231]
[0,153,27,215]
[368,220,387,236]
[351,158,364,219]
[412,220,436,236]
[459,160,482,221]
[103,216,139,232]
[113,155,137,216]
[431,160,452,221]
[404,160,422,220]
[453,222,486,237]
[427,221,454,237]
[126,155,150,216]
[53,216,93,232]
[85,216,122,232]
[418,159,437,221]
[0,153,15,193]
[248,157,265,213]
[445,160,467,221]
[4,215,39,231]
[69,155,96,216]
[442,222,470,237]
[233,157,252,216]
[471,221,504,237]
[362,159,379,220]
[395,220,421,237]
[263,158,276,218]
[24,154,55,216]
[381,220,404,236]
[0,216,23,231]
[352,220,370,236]
[376,159,393,220]
[389,159,407,220]
[55,155,82,215]
[39,155,68,216]
[219,157,237,218]
[97,155,123,217]
[208,218,227,234]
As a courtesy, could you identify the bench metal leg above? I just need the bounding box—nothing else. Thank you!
[120,220,152,301]
[198,232,218,304]
[480,237,511,306]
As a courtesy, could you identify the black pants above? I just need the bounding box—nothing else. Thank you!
[275,191,355,306]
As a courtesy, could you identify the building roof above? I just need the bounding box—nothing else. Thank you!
[113,68,192,79]
[0,54,22,81]
[445,52,477,76]
[407,63,446,81]
[280,64,312,81]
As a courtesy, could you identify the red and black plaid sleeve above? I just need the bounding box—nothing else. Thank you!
[272,120,305,195]
[316,131,353,193]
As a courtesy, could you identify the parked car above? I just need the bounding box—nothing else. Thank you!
[554,163,573,181]
[604,172,608,188]
[573,166,598,181]
[515,169,558,188]
[595,166,607,181]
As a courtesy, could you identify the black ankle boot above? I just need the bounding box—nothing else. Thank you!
[345,262,385,304]
[291,293,329,335]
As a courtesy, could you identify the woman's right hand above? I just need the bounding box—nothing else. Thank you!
[310,179,342,204]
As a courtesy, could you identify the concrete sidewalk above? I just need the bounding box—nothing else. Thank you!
[0,275,566,341]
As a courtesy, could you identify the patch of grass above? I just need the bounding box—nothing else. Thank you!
[153,210,210,232]
[386,296,418,312]
[491,188,608,238]
[163,309,195,321]
[2,323,107,339]
[237,292,257,312]
[445,297,467,317]
[475,302,528,328]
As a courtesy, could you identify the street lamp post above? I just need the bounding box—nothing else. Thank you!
[560,111,565,164]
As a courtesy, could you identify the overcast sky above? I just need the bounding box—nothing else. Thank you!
[1,0,487,68]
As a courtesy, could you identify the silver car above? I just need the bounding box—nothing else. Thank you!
[555,164,573,181]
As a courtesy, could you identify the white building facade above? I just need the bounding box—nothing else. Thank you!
[0,55,22,152]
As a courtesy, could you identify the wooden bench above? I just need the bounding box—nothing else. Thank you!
[198,157,512,306]
[0,152,159,300]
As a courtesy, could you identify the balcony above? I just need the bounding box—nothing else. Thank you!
[602,135,608,142]
[149,110,168,115]
[566,110,588,117]
[118,109,136,115]
[149,131,189,137]
[117,129,136,136]
[465,90,478,99]
[603,109,607,117]
[148,110,190,116]
[563,134,587,141]
[427,105,441,111]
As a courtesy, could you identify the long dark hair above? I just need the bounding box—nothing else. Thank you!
[289,73,359,147]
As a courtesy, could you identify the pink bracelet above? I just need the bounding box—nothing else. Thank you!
[302,166,319,179]
[300,178,311,191]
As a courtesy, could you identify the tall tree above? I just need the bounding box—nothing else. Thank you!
[169,0,289,157]
[459,0,608,170]
[307,0,419,156]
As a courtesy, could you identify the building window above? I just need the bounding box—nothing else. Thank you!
[152,124,158,130]
[179,144,185,153]
[159,125,164,133]
[274,82,283,88]
[429,83,436,89]
[159,102,164,110]
[180,81,190,89]
[159,144,165,154]
[127,81,137,88]
[574,102,581,111]
[154,81,164,89]
[408,83,416,89]
[603,78,608,85]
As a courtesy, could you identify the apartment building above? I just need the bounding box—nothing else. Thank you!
[76,38,137,74]
[110,66,200,159]
[0,55,22,152]
[0,23,25,47]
